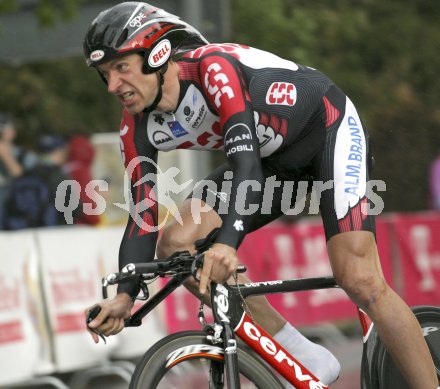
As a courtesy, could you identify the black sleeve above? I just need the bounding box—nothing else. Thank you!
[197,53,264,249]
[117,113,159,297]
[214,106,264,249]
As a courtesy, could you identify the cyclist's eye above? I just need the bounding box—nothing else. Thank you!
[117,63,128,72]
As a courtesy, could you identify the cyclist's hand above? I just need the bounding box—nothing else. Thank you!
[85,293,134,344]
[199,243,238,294]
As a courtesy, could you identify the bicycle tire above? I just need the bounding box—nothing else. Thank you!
[377,305,440,389]
[362,305,440,389]
[129,330,284,389]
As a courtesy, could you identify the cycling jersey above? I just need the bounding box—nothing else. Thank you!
[118,43,375,296]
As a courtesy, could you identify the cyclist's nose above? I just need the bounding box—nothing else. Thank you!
[107,72,122,94]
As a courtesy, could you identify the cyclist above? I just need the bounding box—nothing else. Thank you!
[83,2,439,388]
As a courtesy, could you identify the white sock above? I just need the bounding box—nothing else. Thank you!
[273,322,340,387]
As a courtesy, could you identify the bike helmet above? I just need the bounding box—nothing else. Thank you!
[83,1,208,73]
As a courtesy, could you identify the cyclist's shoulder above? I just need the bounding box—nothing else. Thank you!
[120,109,148,134]
[119,109,156,152]
[181,43,252,61]
[182,43,304,74]
[121,108,134,125]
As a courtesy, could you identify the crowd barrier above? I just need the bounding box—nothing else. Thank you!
[0,226,166,388]
[0,212,439,387]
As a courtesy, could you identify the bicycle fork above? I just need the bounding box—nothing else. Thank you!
[208,325,240,388]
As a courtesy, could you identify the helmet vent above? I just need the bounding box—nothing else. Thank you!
[116,28,129,48]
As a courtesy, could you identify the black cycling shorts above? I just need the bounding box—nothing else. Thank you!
[188,86,376,241]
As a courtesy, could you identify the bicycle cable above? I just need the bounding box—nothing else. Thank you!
[233,272,255,324]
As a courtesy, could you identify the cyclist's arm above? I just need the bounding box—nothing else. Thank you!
[118,111,159,298]
[200,54,264,249]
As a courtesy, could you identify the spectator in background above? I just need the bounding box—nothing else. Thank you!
[2,134,76,230]
[0,112,36,227]
[65,134,100,225]
[429,154,440,210]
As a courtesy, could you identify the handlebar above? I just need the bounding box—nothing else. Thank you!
[101,250,247,299]
[88,249,247,336]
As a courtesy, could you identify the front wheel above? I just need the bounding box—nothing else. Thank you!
[130,330,283,389]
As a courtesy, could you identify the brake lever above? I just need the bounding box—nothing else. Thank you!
[191,255,204,280]
[136,281,150,301]
[86,305,107,344]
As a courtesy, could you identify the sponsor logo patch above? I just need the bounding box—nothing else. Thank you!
[266,82,297,106]
[242,319,326,388]
[166,344,223,368]
[129,12,147,28]
[233,220,244,231]
[204,62,235,108]
[167,121,188,137]
[244,280,283,287]
[153,114,165,125]
[214,284,230,322]
[224,123,253,156]
[153,130,173,145]
[90,50,105,62]
[184,106,192,116]
[423,326,440,337]
[148,39,171,68]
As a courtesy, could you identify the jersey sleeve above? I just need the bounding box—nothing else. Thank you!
[118,111,159,297]
[199,54,264,249]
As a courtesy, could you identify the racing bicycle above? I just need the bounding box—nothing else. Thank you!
[88,231,440,388]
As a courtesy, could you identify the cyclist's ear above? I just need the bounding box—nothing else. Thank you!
[194,228,220,253]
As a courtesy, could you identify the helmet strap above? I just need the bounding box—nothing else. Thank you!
[143,63,168,113]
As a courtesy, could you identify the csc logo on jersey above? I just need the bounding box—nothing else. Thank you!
[266,82,297,106]
[204,62,235,108]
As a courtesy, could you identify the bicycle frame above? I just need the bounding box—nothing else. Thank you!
[218,277,339,389]
[124,273,374,389]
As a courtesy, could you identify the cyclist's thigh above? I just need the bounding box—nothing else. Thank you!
[157,165,235,254]
[157,199,222,255]
[313,85,376,241]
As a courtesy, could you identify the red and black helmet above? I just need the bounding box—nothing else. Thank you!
[83,1,208,73]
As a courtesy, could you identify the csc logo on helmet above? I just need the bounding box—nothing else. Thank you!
[90,50,105,62]
[148,40,171,68]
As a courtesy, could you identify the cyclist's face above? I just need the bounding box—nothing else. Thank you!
[98,54,158,114]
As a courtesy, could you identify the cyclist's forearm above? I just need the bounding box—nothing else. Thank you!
[117,225,158,297]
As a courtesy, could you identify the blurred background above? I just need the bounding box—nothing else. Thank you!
[1,0,440,212]
[0,0,439,388]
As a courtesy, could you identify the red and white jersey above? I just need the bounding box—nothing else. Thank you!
[141,44,310,157]
[117,43,375,297]
[133,44,330,154]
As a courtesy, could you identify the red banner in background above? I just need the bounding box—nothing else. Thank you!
[240,221,351,327]
[162,213,439,333]
[391,212,440,306]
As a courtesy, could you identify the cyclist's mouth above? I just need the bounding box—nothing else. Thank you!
[120,91,135,106]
